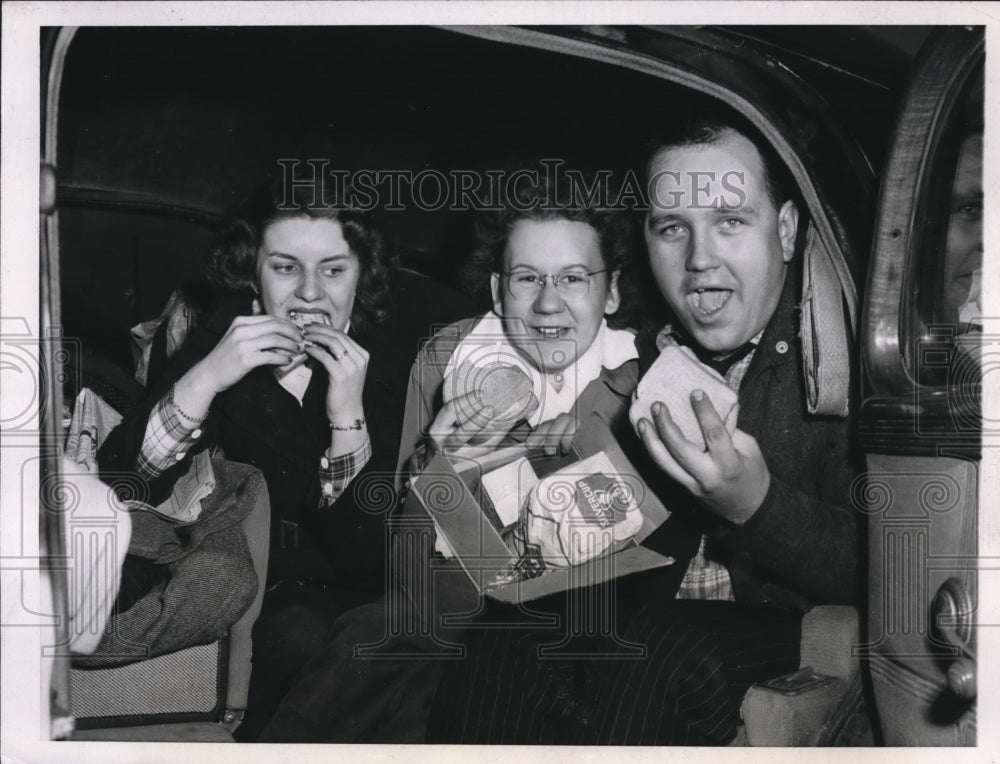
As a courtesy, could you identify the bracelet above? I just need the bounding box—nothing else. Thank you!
[169,384,208,423]
[330,417,366,432]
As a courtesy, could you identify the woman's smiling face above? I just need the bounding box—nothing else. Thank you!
[256,216,360,332]
[490,218,620,373]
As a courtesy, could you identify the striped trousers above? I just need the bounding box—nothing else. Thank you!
[427,599,802,745]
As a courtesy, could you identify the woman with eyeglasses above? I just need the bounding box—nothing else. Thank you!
[257,178,646,743]
[401,181,641,467]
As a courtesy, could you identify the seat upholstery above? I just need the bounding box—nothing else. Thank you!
[69,468,271,740]
[741,605,873,746]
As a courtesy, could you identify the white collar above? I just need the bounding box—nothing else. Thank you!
[443,312,637,426]
[274,320,351,406]
[277,363,311,405]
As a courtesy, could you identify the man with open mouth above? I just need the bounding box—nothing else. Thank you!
[566,113,863,745]
[429,114,864,746]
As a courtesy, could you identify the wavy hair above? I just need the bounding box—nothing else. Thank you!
[205,174,396,333]
[460,178,641,330]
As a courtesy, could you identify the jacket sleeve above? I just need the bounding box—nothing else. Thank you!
[98,319,224,508]
[714,415,860,606]
[393,320,469,490]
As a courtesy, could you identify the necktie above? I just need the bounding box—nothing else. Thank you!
[692,340,757,378]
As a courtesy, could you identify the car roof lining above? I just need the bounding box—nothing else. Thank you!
[448,25,857,326]
[51,25,859,413]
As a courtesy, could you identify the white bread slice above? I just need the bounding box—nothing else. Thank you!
[275,312,331,378]
[445,360,539,426]
[629,344,739,450]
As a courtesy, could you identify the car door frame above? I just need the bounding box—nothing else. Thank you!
[858,25,983,746]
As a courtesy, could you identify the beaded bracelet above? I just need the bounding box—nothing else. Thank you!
[330,417,366,432]
[169,384,208,424]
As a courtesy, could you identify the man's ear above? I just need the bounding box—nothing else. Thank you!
[778,200,799,264]
[604,270,621,316]
[490,272,503,315]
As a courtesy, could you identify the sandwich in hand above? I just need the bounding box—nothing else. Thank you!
[629,344,739,450]
[275,310,331,379]
[444,359,540,431]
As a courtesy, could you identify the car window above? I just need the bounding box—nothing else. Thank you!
[910,62,983,387]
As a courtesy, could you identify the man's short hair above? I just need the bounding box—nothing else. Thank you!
[642,111,797,211]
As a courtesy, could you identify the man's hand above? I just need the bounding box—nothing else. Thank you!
[637,389,770,524]
[524,413,577,456]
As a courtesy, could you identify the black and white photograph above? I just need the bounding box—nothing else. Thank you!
[0,3,994,761]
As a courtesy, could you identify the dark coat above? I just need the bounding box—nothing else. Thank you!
[640,266,862,611]
[100,273,479,607]
[423,268,863,745]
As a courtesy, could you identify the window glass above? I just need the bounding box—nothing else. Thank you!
[911,64,983,388]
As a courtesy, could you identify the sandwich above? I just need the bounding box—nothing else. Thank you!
[524,451,642,567]
[444,360,540,431]
[275,310,331,379]
[629,344,739,450]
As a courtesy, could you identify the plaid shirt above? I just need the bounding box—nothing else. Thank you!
[139,389,371,508]
[655,326,761,601]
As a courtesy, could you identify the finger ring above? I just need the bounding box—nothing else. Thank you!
[330,350,343,361]
[341,348,349,358]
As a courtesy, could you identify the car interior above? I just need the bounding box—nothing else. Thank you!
[33,23,980,747]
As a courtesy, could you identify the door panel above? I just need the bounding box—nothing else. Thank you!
[861,26,982,745]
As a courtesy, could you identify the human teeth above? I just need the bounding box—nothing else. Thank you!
[289,311,330,328]
[690,289,731,315]
[537,327,563,338]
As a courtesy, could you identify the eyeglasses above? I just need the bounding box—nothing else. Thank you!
[502,268,609,301]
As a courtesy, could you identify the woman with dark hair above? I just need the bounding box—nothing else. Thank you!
[257,177,646,743]
[99,175,436,737]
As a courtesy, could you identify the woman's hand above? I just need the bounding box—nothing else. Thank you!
[178,314,304,418]
[524,413,578,456]
[426,392,504,455]
[301,324,369,423]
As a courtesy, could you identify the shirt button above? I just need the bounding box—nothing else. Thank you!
[775,341,789,354]
[175,451,186,461]
[320,456,330,469]
[322,482,334,496]
[191,429,202,439]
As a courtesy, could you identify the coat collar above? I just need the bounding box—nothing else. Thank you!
[741,263,800,388]
[600,356,639,397]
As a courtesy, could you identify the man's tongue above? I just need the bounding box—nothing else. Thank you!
[689,289,732,316]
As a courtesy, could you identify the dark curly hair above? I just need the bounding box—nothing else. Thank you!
[461,177,641,330]
[206,173,396,333]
